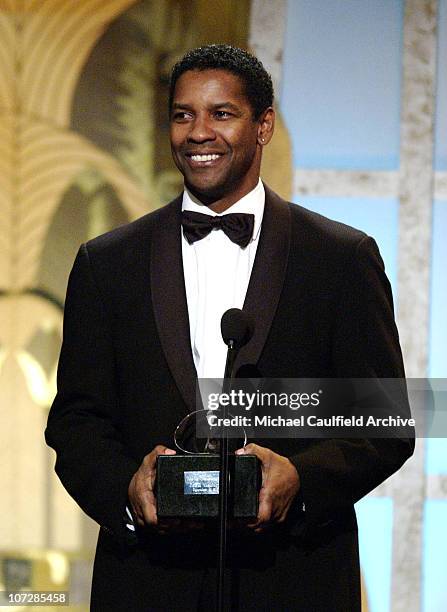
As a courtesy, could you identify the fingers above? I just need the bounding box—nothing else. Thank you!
[129,445,177,529]
[238,444,272,531]
[236,443,270,464]
[127,473,145,527]
[245,444,272,530]
[145,445,176,468]
[141,490,158,525]
[153,445,176,455]
[248,490,273,532]
[239,446,300,532]
[128,469,157,527]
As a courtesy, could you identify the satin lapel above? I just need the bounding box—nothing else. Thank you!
[150,196,197,410]
[234,185,291,373]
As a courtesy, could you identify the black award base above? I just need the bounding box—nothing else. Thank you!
[156,454,260,519]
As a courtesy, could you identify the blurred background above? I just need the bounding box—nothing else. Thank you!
[0,0,445,610]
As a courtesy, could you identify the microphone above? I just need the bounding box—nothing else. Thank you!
[221,307,254,351]
[217,308,254,612]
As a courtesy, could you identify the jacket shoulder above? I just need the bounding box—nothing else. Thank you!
[264,183,367,250]
[288,200,367,249]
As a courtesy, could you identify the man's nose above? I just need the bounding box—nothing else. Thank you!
[187,115,216,142]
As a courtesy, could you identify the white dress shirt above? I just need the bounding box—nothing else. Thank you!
[182,180,265,379]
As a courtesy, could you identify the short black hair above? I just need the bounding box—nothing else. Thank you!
[169,44,274,120]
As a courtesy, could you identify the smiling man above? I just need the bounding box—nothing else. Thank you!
[46,45,413,611]
[169,67,273,211]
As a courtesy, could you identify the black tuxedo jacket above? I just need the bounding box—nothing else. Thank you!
[45,185,413,611]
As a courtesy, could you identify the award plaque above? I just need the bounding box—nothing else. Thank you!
[155,409,260,519]
[156,453,259,518]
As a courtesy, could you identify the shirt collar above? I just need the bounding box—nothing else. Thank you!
[181,179,265,243]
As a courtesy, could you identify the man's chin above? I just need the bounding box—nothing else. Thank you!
[184,181,226,205]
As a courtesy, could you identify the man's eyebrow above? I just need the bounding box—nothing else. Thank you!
[171,102,193,110]
[210,102,241,112]
[171,102,242,112]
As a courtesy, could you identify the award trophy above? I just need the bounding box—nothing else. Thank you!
[156,408,260,519]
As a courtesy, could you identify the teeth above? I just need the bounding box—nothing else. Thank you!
[190,154,220,162]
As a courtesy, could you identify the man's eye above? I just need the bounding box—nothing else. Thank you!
[214,110,232,119]
[172,112,191,121]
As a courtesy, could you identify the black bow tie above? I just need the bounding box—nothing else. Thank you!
[181,210,255,248]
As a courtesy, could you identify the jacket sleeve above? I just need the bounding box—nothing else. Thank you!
[288,235,414,530]
[45,244,139,542]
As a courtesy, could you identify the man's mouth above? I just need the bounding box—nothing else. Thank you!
[184,152,224,167]
[189,153,221,162]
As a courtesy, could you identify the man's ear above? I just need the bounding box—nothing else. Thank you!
[257,107,275,146]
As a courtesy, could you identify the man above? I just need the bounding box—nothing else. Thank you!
[46,45,413,611]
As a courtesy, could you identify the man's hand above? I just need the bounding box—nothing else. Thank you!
[128,445,176,533]
[128,445,204,534]
[236,443,300,533]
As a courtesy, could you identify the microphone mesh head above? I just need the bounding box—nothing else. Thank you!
[221,308,254,348]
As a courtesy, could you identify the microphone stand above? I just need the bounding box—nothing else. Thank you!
[217,339,238,612]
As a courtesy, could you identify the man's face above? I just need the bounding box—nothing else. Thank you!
[170,69,268,210]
